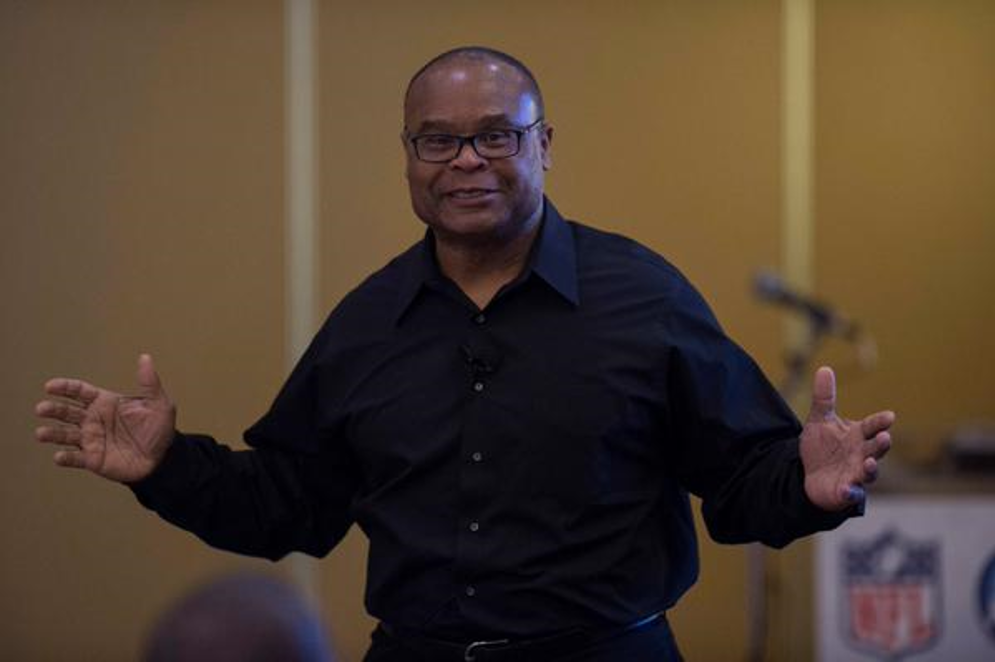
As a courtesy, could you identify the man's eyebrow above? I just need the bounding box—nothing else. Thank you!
[411,114,518,134]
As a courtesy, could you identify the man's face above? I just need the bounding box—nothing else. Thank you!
[403,58,552,244]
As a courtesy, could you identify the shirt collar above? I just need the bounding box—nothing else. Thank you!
[392,231,441,326]
[529,197,580,307]
[392,196,580,325]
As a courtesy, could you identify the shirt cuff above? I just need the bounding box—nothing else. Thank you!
[128,431,199,508]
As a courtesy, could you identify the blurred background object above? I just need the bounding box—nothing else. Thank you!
[143,572,338,662]
[944,422,995,474]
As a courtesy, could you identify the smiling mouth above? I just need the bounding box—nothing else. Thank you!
[447,188,497,199]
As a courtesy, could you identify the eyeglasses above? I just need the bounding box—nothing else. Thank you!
[407,118,544,163]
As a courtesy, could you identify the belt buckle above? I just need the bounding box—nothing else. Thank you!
[464,638,510,661]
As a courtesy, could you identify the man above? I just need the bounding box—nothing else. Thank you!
[35,47,894,661]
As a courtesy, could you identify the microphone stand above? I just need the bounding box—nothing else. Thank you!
[745,311,832,662]
[780,315,831,403]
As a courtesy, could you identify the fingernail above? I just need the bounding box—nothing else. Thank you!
[847,486,866,503]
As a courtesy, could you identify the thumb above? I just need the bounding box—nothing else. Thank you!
[808,365,836,421]
[136,353,164,398]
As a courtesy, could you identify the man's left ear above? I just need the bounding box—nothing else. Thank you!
[540,125,554,171]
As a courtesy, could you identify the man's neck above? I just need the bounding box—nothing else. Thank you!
[433,213,542,310]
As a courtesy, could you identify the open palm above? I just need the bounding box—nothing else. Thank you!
[35,354,175,483]
[800,366,895,511]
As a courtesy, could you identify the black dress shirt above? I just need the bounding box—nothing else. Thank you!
[133,198,849,639]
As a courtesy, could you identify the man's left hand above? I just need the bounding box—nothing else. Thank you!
[800,366,895,511]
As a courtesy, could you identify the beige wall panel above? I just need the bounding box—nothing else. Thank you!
[317,2,786,660]
[1,3,285,659]
[815,1,995,460]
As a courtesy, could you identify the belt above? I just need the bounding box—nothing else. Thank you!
[380,613,663,662]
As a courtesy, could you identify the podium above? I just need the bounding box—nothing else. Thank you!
[815,466,995,661]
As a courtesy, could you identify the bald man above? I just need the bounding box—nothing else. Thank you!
[36,47,894,661]
[143,573,336,662]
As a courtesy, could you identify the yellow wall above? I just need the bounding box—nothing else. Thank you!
[0,2,288,660]
[1,2,992,661]
[815,0,995,455]
[767,3,995,659]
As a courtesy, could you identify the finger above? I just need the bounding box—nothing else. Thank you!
[44,378,100,406]
[54,449,89,470]
[35,400,87,426]
[863,456,879,483]
[35,425,82,446]
[136,353,164,399]
[861,410,896,439]
[809,366,836,421]
[866,430,892,459]
[841,484,866,506]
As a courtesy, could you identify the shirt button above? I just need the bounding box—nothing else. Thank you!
[474,313,486,325]
[465,586,476,597]
[469,521,480,532]
[473,381,485,392]
[471,451,483,463]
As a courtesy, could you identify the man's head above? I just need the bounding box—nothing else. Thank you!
[403,47,553,245]
[142,573,336,662]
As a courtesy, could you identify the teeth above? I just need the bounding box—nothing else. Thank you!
[451,189,489,198]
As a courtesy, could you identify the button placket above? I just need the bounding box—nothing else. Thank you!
[460,313,493,606]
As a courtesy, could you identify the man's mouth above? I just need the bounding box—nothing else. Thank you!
[447,188,497,199]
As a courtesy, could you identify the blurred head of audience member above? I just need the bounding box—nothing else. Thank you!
[143,572,337,662]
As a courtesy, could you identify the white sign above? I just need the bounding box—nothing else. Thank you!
[815,496,995,662]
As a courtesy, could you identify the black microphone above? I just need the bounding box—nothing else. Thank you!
[753,270,860,340]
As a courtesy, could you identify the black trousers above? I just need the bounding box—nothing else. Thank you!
[363,616,684,662]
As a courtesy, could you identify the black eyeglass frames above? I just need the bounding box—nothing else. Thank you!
[407,118,544,163]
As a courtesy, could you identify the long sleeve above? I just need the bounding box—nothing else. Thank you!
[130,307,361,561]
[130,431,358,560]
[660,277,853,548]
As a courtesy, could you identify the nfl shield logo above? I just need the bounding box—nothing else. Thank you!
[842,529,942,659]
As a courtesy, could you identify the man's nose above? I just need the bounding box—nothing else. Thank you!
[449,139,487,170]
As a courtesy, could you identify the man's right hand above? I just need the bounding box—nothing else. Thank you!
[35,354,176,484]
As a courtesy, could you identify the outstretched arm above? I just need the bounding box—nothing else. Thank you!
[800,366,895,511]
[35,354,176,483]
[35,354,356,560]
